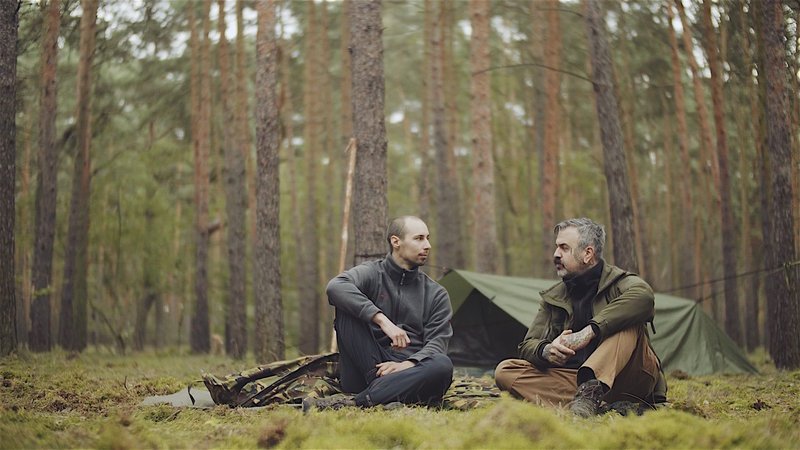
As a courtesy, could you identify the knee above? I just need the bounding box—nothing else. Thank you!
[495,359,526,391]
[424,354,454,381]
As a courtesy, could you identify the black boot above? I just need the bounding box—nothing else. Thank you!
[302,393,357,413]
[569,379,609,418]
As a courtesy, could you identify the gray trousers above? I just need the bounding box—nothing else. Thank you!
[334,310,453,407]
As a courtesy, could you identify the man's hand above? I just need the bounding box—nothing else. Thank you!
[543,330,576,366]
[560,325,596,351]
[376,360,416,377]
[372,312,410,348]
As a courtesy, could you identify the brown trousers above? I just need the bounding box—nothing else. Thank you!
[495,327,658,407]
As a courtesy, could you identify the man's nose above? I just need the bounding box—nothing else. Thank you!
[423,239,431,250]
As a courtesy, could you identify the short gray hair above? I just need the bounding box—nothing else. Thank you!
[553,218,605,259]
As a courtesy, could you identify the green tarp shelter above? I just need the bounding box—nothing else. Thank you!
[439,269,757,376]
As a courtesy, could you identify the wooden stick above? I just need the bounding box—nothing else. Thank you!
[331,138,357,353]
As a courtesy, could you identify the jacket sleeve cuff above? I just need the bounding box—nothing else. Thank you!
[589,319,607,339]
[521,340,551,369]
[360,304,382,323]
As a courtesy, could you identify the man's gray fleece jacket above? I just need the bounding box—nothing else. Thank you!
[326,255,453,363]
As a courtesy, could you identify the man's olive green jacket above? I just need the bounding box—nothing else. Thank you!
[518,261,667,402]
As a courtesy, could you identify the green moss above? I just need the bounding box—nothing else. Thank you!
[2,351,800,449]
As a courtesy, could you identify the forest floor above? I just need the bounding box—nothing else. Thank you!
[1,349,799,449]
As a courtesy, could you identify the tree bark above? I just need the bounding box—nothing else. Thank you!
[59,0,98,351]
[218,0,248,359]
[760,0,800,369]
[613,6,648,282]
[299,1,320,354]
[419,0,433,226]
[318,0,336,342]
[235,0,254,245]
[279,34,305,359]
[664,2,698,299]
[432,1,464,270]
[16,104,32,349]
[350,0,388,268]
[583,0,638,272]
[133,205,159,351]
[339,0,353,144]
[701,0,742,346]
[254,0,284,363]
[190,0,212,353]
[541,0,562,273]
[30,0,60,352]
[0,0,19,357]
[442,1,467,269]
[674,0,719,195]
[528,0,545,277]
[469,0,498,273]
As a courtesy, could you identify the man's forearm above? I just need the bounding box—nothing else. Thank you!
[560,325,595,350]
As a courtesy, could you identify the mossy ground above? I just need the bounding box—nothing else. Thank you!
[1,349,798,449]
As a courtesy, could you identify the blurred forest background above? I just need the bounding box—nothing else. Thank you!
[1,0,799,368]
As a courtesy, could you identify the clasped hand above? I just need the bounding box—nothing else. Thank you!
[543,325,596,366]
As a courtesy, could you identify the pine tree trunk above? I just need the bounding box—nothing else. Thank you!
[133,205,158,351]
[235,0,254,245]
[318,0,336,341]
[0,0,19,357]
[419,0,433,228]
[674,0,719,313]
[279,37,305,358]
[167,170,184,348]
[349,0,388,268]
[340,0,353,145]
[665,2,698,299]
[675,0,719,194]
[190,0,212,353]
[528,0,545,277]
[760,0,800,369]
[217,0,248,359]
[59,0,97,351]
[583,0,638,272]
[16,106,32,348]
[432,1,464,270]
[254,0,284,363]
[338,0,356,276]
[660,97,678,290]
[30,0,60,352]
[701,0,742,346]
[613,7,648,281]
[441,1,467,269]
[541,0,562,273]
[299,1,320,354]
[468,0,498,273]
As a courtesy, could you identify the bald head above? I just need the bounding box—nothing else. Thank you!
[386,216,426,252]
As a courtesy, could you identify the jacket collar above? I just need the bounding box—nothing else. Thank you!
[540,260,631,306]
[564,259,604,299]
[381,253,419,285]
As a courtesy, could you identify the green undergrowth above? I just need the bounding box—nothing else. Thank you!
[2,348,799,449]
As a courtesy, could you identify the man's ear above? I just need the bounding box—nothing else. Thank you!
[584,246,595,264]
[390,235,401,249]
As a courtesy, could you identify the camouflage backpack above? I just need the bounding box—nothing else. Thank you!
[202,353,341,408]
[441,376,501,410]
[201,352,502,410]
